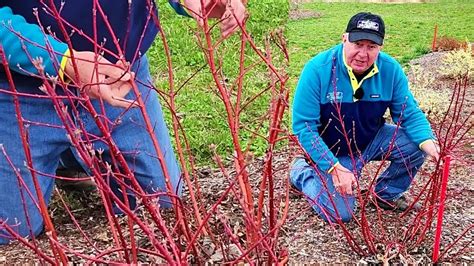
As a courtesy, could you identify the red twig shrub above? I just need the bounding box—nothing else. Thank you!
[0,2,471,264]
[0,1,291,263]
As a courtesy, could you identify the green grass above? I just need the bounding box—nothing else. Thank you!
[147,0,472,165]
[288,0,474,77]
[148,0,289,164]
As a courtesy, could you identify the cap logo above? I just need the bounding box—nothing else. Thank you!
[357,20,379,31]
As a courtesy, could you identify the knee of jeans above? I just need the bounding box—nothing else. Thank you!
[289,158,313,189]
[393,142,426,166]
[415,149,426,162]
[407,148,426,167]
[337,208,354,223]
[312,195,355,223]
[314,205,354,223]
[0,179,52,244]
[0,213,44,245]
[0,232,13,245]
[159,197,176,209]
[405,140,425,157]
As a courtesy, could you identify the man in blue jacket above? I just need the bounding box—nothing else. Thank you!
[290,12,439,223]
[0,0,245,244]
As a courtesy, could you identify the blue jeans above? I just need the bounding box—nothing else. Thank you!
[290,124,426,223]
[0,56,182,244]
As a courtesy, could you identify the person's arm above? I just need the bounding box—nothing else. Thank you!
[0,6,135,108]
[390,64,439,160]
[292,61,340,172]
[169,0,246,37]
[0,6,68,78]
[293,61,356,195]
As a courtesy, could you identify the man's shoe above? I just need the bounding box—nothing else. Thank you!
[376,194,422,212]
[56,168,96,192]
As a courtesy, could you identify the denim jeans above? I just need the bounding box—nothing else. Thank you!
[0,56,182,244]
[290,124,426,223]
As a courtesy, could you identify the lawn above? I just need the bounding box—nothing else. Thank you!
[288,0,473,76]
[149,0,289,164]
[148,0,473,165]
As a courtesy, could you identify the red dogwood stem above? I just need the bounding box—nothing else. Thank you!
[432,155,451,263]
[431,24,438,51]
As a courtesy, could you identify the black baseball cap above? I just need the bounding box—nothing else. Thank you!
[346,12,385,45]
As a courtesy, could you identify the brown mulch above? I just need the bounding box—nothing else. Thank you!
[0,53,472,264]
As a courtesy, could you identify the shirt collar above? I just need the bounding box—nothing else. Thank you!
[342,49,379,99]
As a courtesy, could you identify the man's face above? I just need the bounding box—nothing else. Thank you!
[342,33,382,75]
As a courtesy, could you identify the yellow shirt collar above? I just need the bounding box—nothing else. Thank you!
[342,49,379,100]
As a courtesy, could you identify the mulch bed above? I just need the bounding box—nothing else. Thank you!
[0,52,472,264]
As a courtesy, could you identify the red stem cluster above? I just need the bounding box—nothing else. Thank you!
[1,1,471,263]
[0,1,291,264]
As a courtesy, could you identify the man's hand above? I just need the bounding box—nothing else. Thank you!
[64,51,137,108]
[183,0,246,38]
[421,139,440,161]
[330,164,357,195]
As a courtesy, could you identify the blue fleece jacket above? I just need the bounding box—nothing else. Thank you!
[0,1,187,81]
[292,43,435,172]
